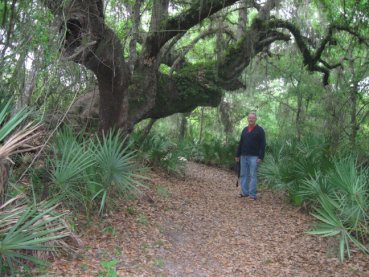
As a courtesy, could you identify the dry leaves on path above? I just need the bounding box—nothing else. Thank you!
[46,162,369,277]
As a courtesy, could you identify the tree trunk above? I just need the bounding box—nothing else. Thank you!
[139,119,157,142]
[13,47,41,114]
[348,50,358,148]
[0,160,9,205]
[219,98,233,143]
[41,0,315,133]
[324,85,342,151]
[349,82,358,148]
[296,91,303,141]
[199,107,205,143]
[179,113,190,141]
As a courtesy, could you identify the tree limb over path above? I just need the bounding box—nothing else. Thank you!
[143,0,240,58]
[39,0,365,131]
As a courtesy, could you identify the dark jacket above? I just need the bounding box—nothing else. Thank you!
[236,125,266,160]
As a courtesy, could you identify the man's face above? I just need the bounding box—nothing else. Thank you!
[247,114,257,125]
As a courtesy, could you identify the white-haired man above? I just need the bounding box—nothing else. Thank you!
[235,112,266,200]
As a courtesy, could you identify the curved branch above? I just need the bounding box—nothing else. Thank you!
[143,0,239,58]
[269,19,369,85]
[319,58,342,70]
[169,27,235,75]
[218,20,290,88]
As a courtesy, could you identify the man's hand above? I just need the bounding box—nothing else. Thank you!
[257,158,262,164]
[235,157,240,162]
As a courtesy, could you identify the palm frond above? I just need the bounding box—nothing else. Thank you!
[89,130,145,215]
[0,195,78,275]
[0,101,30,142]
[0,123,42,161]
[49,130,95,187]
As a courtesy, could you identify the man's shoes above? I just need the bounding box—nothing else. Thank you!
[239,194,248,198]
[248,196,257,201]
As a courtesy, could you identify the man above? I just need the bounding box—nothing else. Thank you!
[235,112,266,200]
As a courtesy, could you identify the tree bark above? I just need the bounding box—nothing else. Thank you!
[42,0,339,134]
[219,98,233,143]
[41,0,130,132]
[296,91,303,141]
[348,50,358,148]
[199,107,205,143]
[179,113,190,141]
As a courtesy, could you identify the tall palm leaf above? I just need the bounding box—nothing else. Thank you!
[49,128,95,207]
[0,100,30,142]
[297,173,335,207]
[307,194,369,261]
[90,130,145,215]
[327,157,369,242]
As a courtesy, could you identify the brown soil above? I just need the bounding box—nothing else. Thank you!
[46,162,369,276]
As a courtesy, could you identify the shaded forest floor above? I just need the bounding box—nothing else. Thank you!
[47,162,369,276]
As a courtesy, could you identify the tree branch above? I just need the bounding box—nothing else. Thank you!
[169,27,234,76]
[147,72,223,119]
[218,20,290,89]
[269,19,369,85]
[143,0,239,58]
[128,0,143,74]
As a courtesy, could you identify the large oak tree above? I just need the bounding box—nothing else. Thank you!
[40,0,364,132]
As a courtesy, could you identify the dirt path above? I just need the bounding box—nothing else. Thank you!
[49,162,369,276]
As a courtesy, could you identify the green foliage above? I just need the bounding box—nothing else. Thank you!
[189,137,238,168]
[131,132,187,176]
[0,100,31,141]
[47,128,144,216]
[0,99,75,275]
[0,196,70,275]
[50,130,95,194]
[89,131,144,215]
[260,138,369,260]
[48,128,95,212]
[99,259,118,277]
[259,136,332,192]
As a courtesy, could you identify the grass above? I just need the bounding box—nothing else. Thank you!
[103,225,116,236]
[137,213,148,225]
[99,259,118,277]
[126,206,137,215]
[153,258,165,268]
[156,186,171,198]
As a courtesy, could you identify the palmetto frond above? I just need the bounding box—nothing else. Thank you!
[0,101,43,201]
[90,130,145,215]
[0,195,79,275]
[0,123,42,162]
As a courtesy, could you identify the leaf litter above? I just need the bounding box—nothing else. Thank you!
[45,162,369,276]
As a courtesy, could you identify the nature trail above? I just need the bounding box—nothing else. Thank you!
[50,162,369,276]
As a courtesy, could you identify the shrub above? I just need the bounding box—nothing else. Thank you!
[132,132,187,176]
[47,128,144,215]
[0,100,76,274]
[259,136,369,260]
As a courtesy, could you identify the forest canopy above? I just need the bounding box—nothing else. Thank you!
[1,0,366,133]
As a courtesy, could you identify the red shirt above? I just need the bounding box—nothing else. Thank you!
[248,124,256,133]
